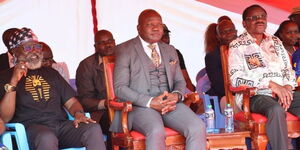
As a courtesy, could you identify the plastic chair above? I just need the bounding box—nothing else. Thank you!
[1,131,13,150]
[202,94,225,129]
[4,112,92,150]
[5,123,29,150]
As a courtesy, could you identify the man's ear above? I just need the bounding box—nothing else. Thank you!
[242,21,247,28]
[137,25,141,34]
[278,32,283,39]
[11,47,22,57]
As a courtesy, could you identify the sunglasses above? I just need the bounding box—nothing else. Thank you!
[23,43,43,52]
[246,14,267,22]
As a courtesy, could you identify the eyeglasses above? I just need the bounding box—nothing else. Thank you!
[23,43,43,52]
[246,14,267,21]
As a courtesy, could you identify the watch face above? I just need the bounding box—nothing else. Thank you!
[4,84,16,92]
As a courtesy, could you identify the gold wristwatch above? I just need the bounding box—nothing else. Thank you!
[4,84,16,93]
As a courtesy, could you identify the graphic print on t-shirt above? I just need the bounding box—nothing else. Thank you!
[244,53,265,70]
[25,75,50,102]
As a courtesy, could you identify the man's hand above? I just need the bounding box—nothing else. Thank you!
[11,62,27,86]
[269,81,293,111]
[73,112,96,128]
[150,91,168,112]
[161,93,180,114]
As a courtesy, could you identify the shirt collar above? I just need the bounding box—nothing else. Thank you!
[138,36,158,48]
[98,55,103,65]
[243,30,270,43]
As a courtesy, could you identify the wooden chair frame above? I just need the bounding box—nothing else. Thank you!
[220,45,300,150]
[103,56,199,150]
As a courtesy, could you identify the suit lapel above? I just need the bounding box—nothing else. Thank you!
[133,37,151,85]
[159,43,173,90]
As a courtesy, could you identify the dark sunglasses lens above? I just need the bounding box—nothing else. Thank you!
[34,44,43,51]
[24,45,32,52]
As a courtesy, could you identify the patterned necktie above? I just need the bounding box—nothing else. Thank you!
[148,44,160,67]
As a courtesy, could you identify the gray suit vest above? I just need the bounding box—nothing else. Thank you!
[147,57,170,97]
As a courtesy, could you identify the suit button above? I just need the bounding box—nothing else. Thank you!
[147,89,150,92]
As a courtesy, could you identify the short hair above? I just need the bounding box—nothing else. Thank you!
[94,30,113,42]
[138,9,161,25]
[242,4,267,21]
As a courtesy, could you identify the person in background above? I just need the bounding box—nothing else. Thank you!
[205,19,237,112]
[160,24,195,92]
[76,30,115,150]
[0,28,20,72]
[229,5,300,150]
[41,42,70,82]
[289,6,300,47]
[0,28,106,150]
[274,20,299,59]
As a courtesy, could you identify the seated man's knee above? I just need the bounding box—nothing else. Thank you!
[34,130,58,148]
[186,118,205,137]
[266,104,285,117]
[84,123,103,137]
[147,125,165,138]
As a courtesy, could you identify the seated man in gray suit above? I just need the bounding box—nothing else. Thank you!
[112,9,206,150]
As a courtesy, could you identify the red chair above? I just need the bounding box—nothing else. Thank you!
[103,56,199,150]
[220,45,300,150]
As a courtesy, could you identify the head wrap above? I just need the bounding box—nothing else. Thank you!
[8,27,38,49]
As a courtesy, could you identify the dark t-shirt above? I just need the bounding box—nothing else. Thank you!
[0,67,75,127]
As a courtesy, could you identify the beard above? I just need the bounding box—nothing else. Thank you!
[25,52,43,70]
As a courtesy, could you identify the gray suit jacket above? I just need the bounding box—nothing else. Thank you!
[110,36,186,132]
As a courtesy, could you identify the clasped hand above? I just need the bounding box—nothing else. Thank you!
[150,91,179,114]
[73,113,96,128]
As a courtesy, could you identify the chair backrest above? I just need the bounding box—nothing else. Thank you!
[220,45,235,111]
[103,56,116,124]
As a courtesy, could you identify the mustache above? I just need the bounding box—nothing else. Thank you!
[25,53,43,63]
[255,22,265,25]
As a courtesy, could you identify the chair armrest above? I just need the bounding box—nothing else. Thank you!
[5,123,29,149]
[183,92,199,106]
[109,100,132,112]
[108,100,132,134]
[229,86,256,121]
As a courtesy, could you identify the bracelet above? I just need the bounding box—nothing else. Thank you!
[74,111,84,116]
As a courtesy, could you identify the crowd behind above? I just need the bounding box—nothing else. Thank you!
[0,4,300,150]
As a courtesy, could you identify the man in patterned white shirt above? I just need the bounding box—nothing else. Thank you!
[228,4,300,150]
